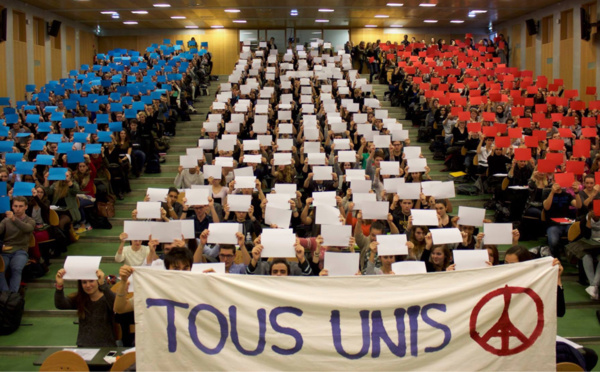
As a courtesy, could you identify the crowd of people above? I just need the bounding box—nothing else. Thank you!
[0,32,597,369]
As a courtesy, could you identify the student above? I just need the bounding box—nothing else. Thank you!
[246,239,312,276]
[115,232,150,267]
[54,268,116,347]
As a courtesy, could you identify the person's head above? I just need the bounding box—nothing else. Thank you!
[167,187,179,205]
[270,258,290,276]
[434,200,447,217]
[504,245,533,264]
[219,245,236,269]
[369,221,386,242]
[459,224,475,237]
[401,199,414,214]
[486,245,500,265]
[412,226,429,243]
[164,247,193,270]
[584,174,595,191]
[380,255,396,267]
[77,162,89,174]
[12,196,27,217]
[430,245,452,269]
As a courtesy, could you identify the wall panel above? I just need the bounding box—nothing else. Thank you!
[559,39,574,89]
[33,45,46,88]
[525,32,536,72]
[511,24,522,70]
[79,31,97,67]
[66,26,76,72]
[541,16,553,81]
[51,48,62,81]
[0,35,7,98]
[580,3,597,102]
[13,41,28,102]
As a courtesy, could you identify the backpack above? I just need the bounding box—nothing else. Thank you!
[0,291,24,335]
[145,156,161,174]
[456,184,480,196]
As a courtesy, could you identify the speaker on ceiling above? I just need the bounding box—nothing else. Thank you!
[47,20,61,37]
[0,8,7,43]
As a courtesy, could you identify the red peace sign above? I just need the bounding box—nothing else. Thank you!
[470,285,544,356]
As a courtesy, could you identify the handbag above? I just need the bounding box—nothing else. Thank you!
[97,195,116,218]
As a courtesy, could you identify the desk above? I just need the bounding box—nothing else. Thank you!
[34,347,130,370]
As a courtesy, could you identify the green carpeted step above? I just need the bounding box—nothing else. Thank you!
[558,308,600,337]
[0,355,39,372]
[0,317,77,347]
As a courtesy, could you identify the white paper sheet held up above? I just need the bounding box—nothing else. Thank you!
[261,228,296,257]
[184,189,209,206]
[361,201,389,220]
[391,261,427,275]
[453,250,490,271]
[321,225,352,247]
[324,252,360,276]
[206,223,241,245]
[457,206,486,227]
[316,205,342,225]
[397,182,421,200]
[410,209,439,226]
[313,166,333,181]
[62,256,102,280]
[407,158,427,173]
[123,221,151,241]
[403,146,422,159]
[227,194,252,212]
[265,205,292,228]
[191,262,226,274]
[136,202,162,219]
[483,223,514,245]
[146,188,168,202]
[377,234,408,256]
[430,228,463,245]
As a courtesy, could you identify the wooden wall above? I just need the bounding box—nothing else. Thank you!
[79,31,98,66]
[350,28,485,46]
[65,26,76,72]
[541,15,553,81]
[0,34,6,98]
[511,24,522,71]
[559,9,574,90]
[33,45,46,89]
[525,32,536,72]
[13,41,28,102]
[98,29,240,75]
[581,2,597,102]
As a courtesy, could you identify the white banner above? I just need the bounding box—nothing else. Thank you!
[133,257,557,371]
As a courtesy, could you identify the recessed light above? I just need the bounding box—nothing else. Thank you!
[471,10,487,13]
[100,11,116,14]
[424,19,438,23]
[419,3,437,6]
[185,25,199,28]
[374,15,389,18]
[131,10,148,14]
[365,25,377,28]
[171,16,186,19]
[153,3,171,7]
[390,24,403,27]
[318,9,334,12]
[211,25,224,28]
[386,2,403,6]
[450,20,464,23]
[123,21,138,25]
[233,20,247,23]
[315,19,329,22]
[468,13,476,17]
[312,31,322,34]
[224,9,240,13]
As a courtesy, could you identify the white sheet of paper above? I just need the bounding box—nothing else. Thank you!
[147,188,168,202]
[308,152,326,165]
[411,209,439,226]
[380,161,400,176]
[403,146,422,159]
[186,148,204,159]
[274,183,297,195]
[214,157,234,168]
[228,194,252,212]
[453,250,490,271]
[123,221,151,241]
[261,228,296,257]
[207,223,241,245]
[407,158,427,173]
[351,179,372,194]
[304,142,321,154]
[313,166,333,181]
[345,169,365,181]
[277,139,293,152]
[62,256,102,280]
[391,261,427,275]
[266,193,292,209]
[170,219,195,239]
[151,221,181,243]
[265,205,292,228]
[191,262,226,274]
[203,165,222,179]
[420,181,442,196]
[338,151,357,163]
[483,223,514,245]
[396,182,421,200]
[312,191,337,207]
[179,155,198,169]
[373,135,391,148]
[198,139,214,150]
[433,181,456,199]
[361,201,389,220]
[324,252,360,276]
[383,178,405,192]
[234,176,256,189]
[321,225,352,247]
[242,154,262,164]
[377,234,408,256]
[62,348,100,361]
[316,205,342,225]
[185,189,209,206]
[273,153,292,165]
[333,138,351,150]
[136,202,161,219]
[457,206,486,227]
[243,139,260,151]
[430,228,463,245]
[353,193,377,210]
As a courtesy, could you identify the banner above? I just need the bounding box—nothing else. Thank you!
[134,257,557,371]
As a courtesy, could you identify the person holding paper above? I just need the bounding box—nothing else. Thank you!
[544,181,582,258]
[174,164,204,189]
[365,241,414,275]
[55,268,116,347]
[115,248,195,314]
[474,229,520,266]
[246,240,312,276]
[579,174,600,216]
[355,211,400,271]
[420,234,453,272]
[192,230,249,274]
[566,211,600,300]
[43,169,81,236]
[387,140,405,162]
[390,197,413,234]
[115,232,150,267]
[223,203,262,240]
[0,197,36,292]
[182,196,220,237]
[408,226,429,260]
[208,176,229,206]
[163,187,184,220]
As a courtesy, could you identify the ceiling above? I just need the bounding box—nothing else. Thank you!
[17,0,564,30]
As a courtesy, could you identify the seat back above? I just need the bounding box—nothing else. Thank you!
[556,362,584,371]
[568,221,581,242]
[110,352,136,372]
[49,209,60,226]
[39,350,89,372]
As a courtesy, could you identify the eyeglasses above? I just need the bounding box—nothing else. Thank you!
[219,254,235,259]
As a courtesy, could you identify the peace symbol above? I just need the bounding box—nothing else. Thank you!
[470,285,545,356]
